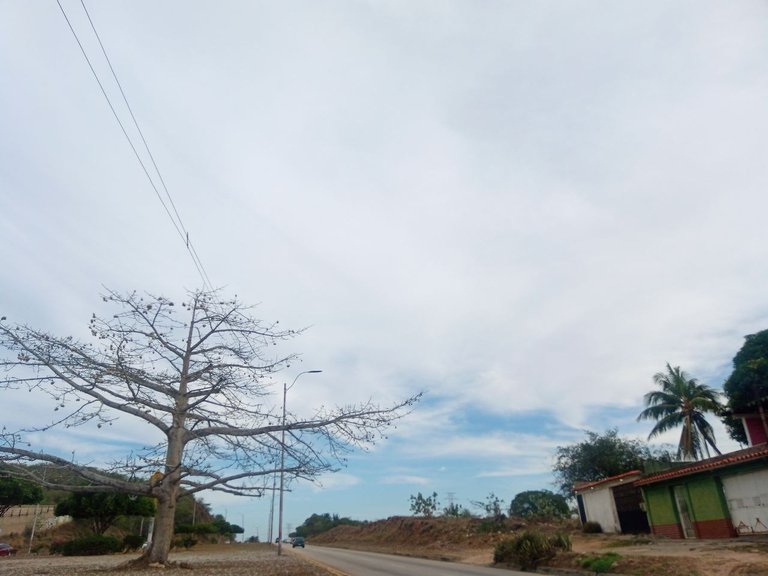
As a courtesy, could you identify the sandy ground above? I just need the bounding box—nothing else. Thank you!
[455,534,768,576]
[0,544,334,576]
[1,536,766,576]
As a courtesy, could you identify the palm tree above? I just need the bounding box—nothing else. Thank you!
[637,364,724,461]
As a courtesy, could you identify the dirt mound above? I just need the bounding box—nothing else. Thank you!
[309,515,559,560]
[309,517,768,575]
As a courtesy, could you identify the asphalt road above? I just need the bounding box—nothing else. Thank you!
[297,546,528,576]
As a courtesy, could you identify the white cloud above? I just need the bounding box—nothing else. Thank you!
[380,475,430,486]
[1,0,765,538]
[309,473,361,492]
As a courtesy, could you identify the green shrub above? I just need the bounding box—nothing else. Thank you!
[174,535,197,549]
[549,532,572,551]
[582,520,603,533]
[493,538,518,563]
[58,535,123,556]
[581,552,621,573]
[122,534,145,551]
[494,530,556,570]
[477,518,509,533]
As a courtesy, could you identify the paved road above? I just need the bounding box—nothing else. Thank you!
[297,546,528,576]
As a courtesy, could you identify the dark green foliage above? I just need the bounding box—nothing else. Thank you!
[212,514,244,535]
[637,364,724,460]
[175,522,218,534]
[174,493,213,527]
[55,535,123,556]
[582,521,603,533]
[549,533,572,551]
[174,535,198,549]
[472,492,506,521]
[295,512,361,538]
[553,429,675,495]
[175,516,242,536]
[493,539,518,563]
[0,475,44,516]
[509,490,570,520]
[55,492,155,535]
[493,530,556,570]
[581,552,621,573]
[409,492,440,517]
[122,534,145,551]
[723,330,768,444]
[442,502,469,517]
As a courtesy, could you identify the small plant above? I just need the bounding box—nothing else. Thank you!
[409,492,439,517]
[582,520,603,533]
[57,535,122,556]
[122,534,145,551]
[173,535,197,549]
[581,552,621,574]
[549,532,572,551]
[494,530,556,571]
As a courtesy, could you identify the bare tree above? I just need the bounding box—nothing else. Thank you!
[0,289,419,565]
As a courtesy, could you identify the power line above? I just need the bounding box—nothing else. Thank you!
[55,0,214,292]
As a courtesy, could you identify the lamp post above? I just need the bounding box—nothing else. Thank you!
[277,369,322,556]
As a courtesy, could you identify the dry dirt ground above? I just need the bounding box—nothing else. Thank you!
[310,517,768,576]
[2,525,767,576]
[0,544,334,576]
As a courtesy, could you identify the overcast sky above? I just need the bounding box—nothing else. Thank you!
[2,0,768,539]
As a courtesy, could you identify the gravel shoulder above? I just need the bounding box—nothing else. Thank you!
[0,544,335,576]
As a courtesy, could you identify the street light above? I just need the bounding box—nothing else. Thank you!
[277,369,322,556]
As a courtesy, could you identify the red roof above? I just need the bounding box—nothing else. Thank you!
[573,470,643,493]
[635,443,768,486]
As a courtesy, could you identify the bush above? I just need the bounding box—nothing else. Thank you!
[477,518,509,533]
[122,534,145,551]
[174,535,198,549]
[57,535,123,556]
[494,530,556,571]
[549,532,572,551]
[582,521,603,533]
[581,552,621,573]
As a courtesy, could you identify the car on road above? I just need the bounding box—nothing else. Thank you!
[292,537,305,548]
[0,544,17,557]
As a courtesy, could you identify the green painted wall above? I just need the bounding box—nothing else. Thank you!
[643,485,677,525]
[686,476,728,522]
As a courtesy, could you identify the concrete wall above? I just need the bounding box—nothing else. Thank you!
[642,485,684,538]
[722,468,768,535]
[643,477,736,539]
[581,488,620,533]
[0,505,65,538]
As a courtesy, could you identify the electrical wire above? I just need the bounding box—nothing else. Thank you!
[55,0,214,292]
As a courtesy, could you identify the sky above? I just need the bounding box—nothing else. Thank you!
[2,0,768,541]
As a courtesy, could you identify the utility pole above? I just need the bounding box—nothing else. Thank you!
[277,370,322,556]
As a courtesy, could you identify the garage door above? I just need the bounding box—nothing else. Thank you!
[721,469,768,534]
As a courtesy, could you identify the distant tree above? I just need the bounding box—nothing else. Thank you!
[553,429,674,495]
[722,330,768,444]
[637,364,724,460]
[0,475,43,517]
[442,502,469,518]
[174,493,212,527]
[509,490,569,520]
[294,512,360,537]
[409,492,439,517]
[211,514,243,538]
[471,492,506,522]
[0,289,419,566]
[55,492,155,535]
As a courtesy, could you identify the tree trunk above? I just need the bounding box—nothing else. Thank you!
[144,493,176,564]
[138,424,185,565]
